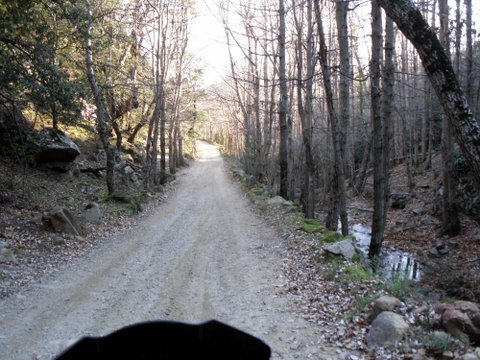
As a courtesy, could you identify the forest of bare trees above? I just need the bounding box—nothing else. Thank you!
[1,0,479,258]
[202,0,480,257]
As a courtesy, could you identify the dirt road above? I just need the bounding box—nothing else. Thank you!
[0,142,335,359]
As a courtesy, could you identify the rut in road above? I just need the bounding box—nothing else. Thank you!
[0,141,336,359]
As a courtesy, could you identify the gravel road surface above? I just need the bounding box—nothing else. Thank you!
[0,142,335,359]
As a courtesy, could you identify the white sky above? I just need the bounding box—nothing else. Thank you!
[188,0,480,87]
[189,0,230,86]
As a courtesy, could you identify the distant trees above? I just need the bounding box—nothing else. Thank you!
[204,0,480,256]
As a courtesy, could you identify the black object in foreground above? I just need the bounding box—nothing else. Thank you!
[54,320,271,360]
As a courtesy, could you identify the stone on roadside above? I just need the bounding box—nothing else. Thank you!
[266,196,293,206]
[323,239,357,260]
[42,206,81,236]
[0,247,16,263]
[367,311,409,347]
[369,295,402,322]
[83,202,102,224]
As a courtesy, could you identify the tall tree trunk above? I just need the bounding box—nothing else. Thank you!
[439,0,461,236]
[335,0,350,176]
[315,0,348,235]
[294,0,315,217]
[278,0,290,199]
[84,0,116,195]
[464,0,473,107]
[376,0,480,189]
[368,0,384,259]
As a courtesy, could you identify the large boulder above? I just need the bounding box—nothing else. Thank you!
[42,206,81,236]
[323,239,357,260]
[29,128,80,172]
[368,311,409,347]
[369,295,402,322]
[436,301,480,343]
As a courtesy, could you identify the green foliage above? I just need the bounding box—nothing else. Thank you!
[249,186,268,201]
[383,274,413,300]
[0,0,85,125]
[426,331,456,353]
[353,293,376,313]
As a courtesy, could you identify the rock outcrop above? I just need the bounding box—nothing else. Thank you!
[28,128,80,172]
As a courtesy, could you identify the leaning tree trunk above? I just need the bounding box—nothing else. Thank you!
[84,0,116,195]
[376,0,480,190]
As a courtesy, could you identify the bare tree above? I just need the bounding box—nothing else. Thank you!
[279,0,290,199]
[376,0,480,189]
[314,0,348,235]
[439,0,460,235]
[84,0,116,195]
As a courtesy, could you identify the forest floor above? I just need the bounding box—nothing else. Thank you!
[0,137,479,359]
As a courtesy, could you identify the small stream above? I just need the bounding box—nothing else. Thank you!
[350,223,422,281]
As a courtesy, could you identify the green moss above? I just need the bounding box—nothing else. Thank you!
[299,218,326,233]
[321,230,343,243]
[340,263,372,283]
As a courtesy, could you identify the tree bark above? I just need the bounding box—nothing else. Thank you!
[84,0,116,195]
[278,0,290,199]
[376,0,480,189]
[368,0,384,259]
[439,0,461,236]
[315,0,348,235]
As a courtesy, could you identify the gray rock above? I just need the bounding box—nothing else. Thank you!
[29,128,80,172]
[83,202,102,224]
[266,196,293,206]
[438,302,480,343]
[323,239,357,260]
[0,247,16,263]
[443,309,478,342]
[368,311,409,347]
[123,165,134,176]
[460,348,480,360]
[42,207,81,236]
[369,295,402,322]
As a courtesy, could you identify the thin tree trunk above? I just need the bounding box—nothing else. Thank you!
[439,0,461,236]
[315,0,348,235]
[84,0,116,195]
[368,0,384,259]
[278,0,290,199]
